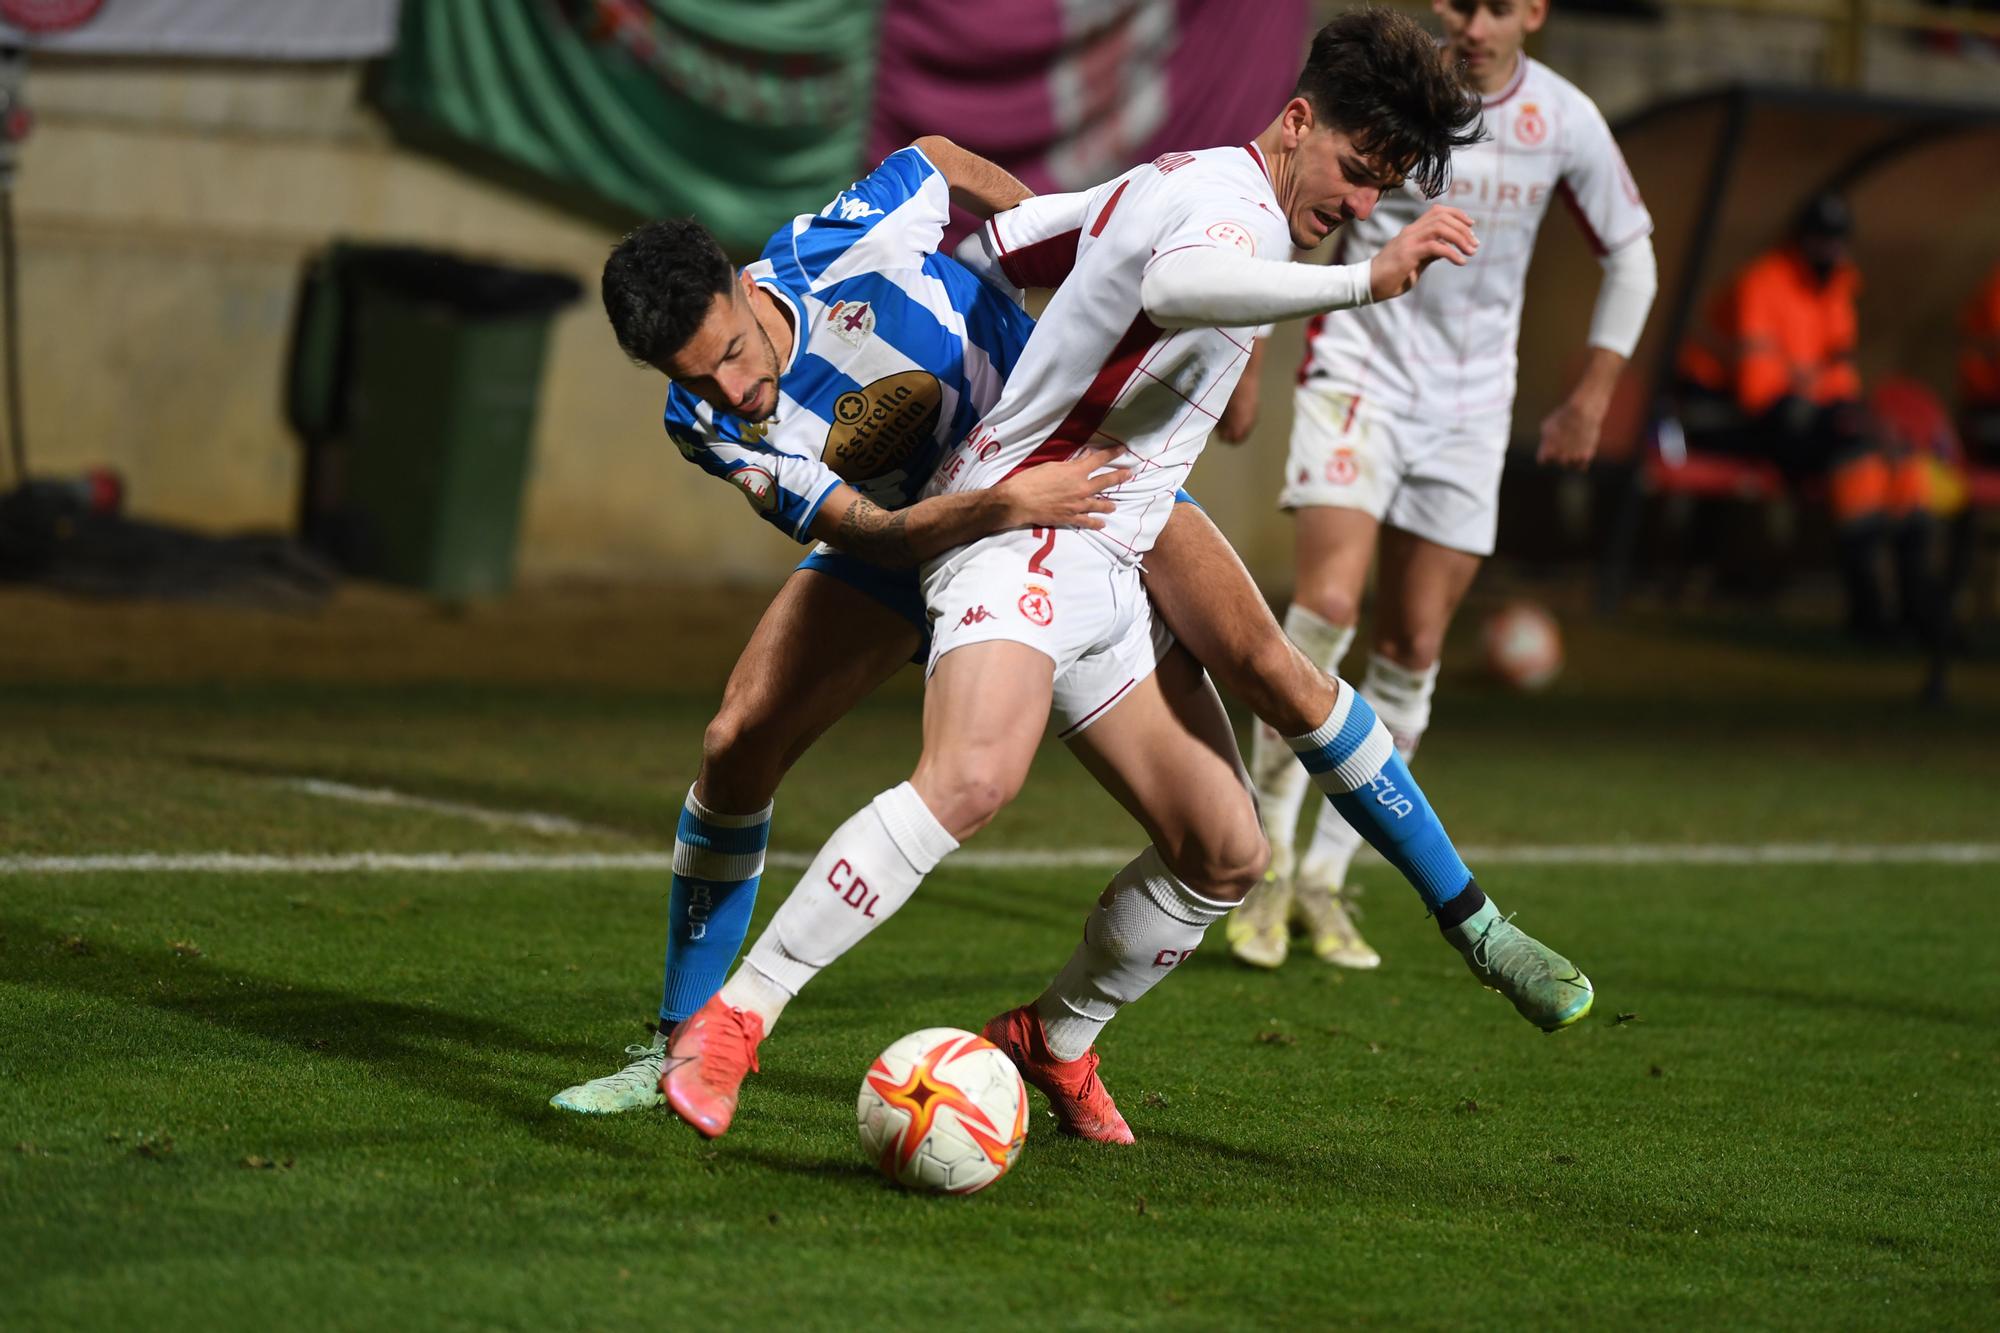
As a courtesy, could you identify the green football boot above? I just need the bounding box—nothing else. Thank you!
[549,1030,668,1114]
[1226,871,1293,969]
[1443,900,1593,1031]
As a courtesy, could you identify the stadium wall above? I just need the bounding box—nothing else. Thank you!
[20,19,2000,589]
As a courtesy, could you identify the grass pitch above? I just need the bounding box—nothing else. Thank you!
[2,586,1996,1329]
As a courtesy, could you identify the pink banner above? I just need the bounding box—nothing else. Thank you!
[869,0,1310,242]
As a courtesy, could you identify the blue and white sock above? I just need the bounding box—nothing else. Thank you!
[659,787,771,1024]
[1287,682,1485,929]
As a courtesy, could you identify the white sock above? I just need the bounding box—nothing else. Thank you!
[728,782,958,1028]
[1247,603,1355,879]
[1035,846,1232,1060]
[1299,652,1438,887]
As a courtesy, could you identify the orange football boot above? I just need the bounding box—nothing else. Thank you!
[659,995,766,1138]
[981,1005,1134,1145]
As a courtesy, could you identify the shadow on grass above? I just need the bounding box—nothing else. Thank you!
[1625,970,1990,1032]
[0,916,660,1160]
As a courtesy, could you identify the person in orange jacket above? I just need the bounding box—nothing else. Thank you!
[1675,193,1934,640]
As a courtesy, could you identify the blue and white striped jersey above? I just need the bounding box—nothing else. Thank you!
[662,146,1038,543]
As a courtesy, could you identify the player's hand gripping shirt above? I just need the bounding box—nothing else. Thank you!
[925,145,1292,565]
[1300,57,1652,420]
[661,146,1036,542]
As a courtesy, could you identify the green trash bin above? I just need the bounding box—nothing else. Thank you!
[294,245,581,602]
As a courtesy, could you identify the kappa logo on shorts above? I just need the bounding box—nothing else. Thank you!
[1018,585,1053,627]
[1326,448,1359,487]
[958,605,995,628]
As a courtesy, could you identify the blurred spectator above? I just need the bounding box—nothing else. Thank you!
[1674,194,1939,640]
[1959,259,2000,460]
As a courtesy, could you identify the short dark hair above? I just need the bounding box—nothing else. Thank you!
[601,218,734,366]
[1294,9,1484,199]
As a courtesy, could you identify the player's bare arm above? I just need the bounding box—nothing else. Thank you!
[911,135,1033,218]
[809,453,1132,568]
[1538,233,1659,468]
[1537,346,1626,468]
[1217,338,1266,444]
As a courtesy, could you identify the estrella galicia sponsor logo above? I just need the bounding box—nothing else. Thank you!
[824,370,942,481]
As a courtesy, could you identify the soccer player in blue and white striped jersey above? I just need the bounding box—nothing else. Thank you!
[556,104,1590,1121]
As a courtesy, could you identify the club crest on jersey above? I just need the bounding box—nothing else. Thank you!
[1515,103,1547,147]
[1326,448,1359,487]
[1019,584,1053,627]
[1206,221,1257,255]
[826,371,942,481]
[731,465,777,513]
[823,299,876,348]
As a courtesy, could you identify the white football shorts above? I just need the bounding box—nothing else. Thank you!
[922,524,1172,737]
[1278,386,1511,556]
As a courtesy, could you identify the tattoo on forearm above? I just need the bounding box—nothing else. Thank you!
[834,494,916,567]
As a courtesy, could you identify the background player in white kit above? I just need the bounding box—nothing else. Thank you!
[1230,0,1659,970]
[656,14,1596,1147]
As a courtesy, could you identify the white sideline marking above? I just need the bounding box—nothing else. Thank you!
[3,844,1998,876]
[278,778,618,839]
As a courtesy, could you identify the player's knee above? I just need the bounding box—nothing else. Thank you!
[1294,580,1360,631]
[1374,630,1443,674]
[912,766,1022,842]
[700,705,785,804]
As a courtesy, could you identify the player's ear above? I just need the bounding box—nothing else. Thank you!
[735,268,757,304]
[1523,0,1551,34]
[1282,96,1316,147]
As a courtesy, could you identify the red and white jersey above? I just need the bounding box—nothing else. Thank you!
[1300,56,1652,421]
[925,145,1293,565]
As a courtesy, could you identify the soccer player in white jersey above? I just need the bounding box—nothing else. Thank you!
[1230,0,1659,971]
[662,13,1591,1145]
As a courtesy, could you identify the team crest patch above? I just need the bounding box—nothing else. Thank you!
[825,370,942,481]
[824,299,876,348]
[1515,103,1547,147]
[1327,448,1359,486]
[1206,221,1256,255]
[731,465,777,513]
[1019,585,1053,627]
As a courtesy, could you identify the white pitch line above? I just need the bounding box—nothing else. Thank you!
[3,844,1998,876]
[278,777,619,839]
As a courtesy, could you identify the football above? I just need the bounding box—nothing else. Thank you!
[856,1027,1028,1194]
[1482,599,1564,691]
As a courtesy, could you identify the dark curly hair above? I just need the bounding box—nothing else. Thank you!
[601,218,734,367]
[1294,9,1484,199]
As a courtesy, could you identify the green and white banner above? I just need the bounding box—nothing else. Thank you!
[382,0,880,255]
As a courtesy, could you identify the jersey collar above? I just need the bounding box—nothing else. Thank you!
[1484,54,1530,107]
[744,258,805,377]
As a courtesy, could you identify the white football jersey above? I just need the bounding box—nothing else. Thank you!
[925,145,1294,565]
[1300,56,1652,420]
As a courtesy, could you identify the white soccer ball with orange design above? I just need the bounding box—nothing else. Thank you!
[1481,599,1564,692]
[856,1027,1028,1194]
